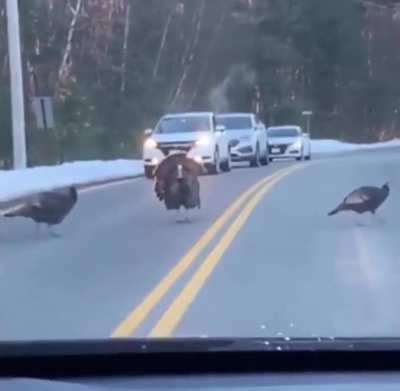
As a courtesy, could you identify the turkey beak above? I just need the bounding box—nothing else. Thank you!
[177,164,184,180]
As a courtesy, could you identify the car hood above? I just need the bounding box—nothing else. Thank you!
[225,129,253,141]
[151,132,207,143]
[268,137,300,145]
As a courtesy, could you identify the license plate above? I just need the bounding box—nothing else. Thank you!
[271,148,281,154]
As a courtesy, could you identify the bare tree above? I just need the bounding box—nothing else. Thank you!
[152,2,177,81]
[55,0,83,99]
[169,0,205,109]
[121,1,132,93]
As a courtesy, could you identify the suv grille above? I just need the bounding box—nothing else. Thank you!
[158,141,194,156]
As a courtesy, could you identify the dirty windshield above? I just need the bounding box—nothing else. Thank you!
[0,0,400,345]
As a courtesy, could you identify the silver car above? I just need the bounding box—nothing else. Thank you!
[216,113,269,167]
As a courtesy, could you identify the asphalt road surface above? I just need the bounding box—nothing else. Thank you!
[0,149,399,341]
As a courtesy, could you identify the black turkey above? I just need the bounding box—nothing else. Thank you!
[328,183,389,216]
[4,187,78,236]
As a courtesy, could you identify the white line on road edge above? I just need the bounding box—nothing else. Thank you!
[79,177,141,194]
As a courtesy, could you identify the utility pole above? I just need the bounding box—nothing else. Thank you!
[6,0,27,169]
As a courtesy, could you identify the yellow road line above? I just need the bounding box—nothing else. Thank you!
[149,165,302,337]
[111,167,292,338]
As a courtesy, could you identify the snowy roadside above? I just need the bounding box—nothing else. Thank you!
[0,160,143,204]
[311,138,400,154]
[1,138,399,205]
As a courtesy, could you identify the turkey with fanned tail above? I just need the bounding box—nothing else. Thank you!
[154,153,203,221]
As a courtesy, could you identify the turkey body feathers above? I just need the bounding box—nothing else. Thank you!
[4,187,78,225]
[328,183,389,216]
[154,153,202,211]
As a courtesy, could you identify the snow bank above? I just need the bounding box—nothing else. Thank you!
[0,160,143,203]
[311,139,400,154]
[1,138,399,203]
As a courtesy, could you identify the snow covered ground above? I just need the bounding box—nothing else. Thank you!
[0,138,399,203]
[0,160,143,203]
[311,138,400,154]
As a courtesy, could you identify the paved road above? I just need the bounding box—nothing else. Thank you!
[0,149,399,340]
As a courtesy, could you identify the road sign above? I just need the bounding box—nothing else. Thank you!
[301,111,313,135]
[32,96,55,129]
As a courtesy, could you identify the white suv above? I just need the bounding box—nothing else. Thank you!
[143,112,231,178]
[267,125,311,161]
[216,113,269,167]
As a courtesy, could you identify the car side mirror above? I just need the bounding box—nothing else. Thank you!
[144,128,153,136]
[303,132,310,138]
[215,125,226,133]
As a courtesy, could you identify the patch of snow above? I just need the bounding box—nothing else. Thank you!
[311,138,400,154]
[0,159,143,203]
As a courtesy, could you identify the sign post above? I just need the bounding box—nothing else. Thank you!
[32,97,55,130]
[302,110,313,136]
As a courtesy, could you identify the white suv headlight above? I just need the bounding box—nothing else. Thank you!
[196,135,211,147]
[290,139,302,150]
[144,138,157,149]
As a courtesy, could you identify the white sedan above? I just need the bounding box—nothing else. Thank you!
[267,125,311,161]
[216,113,269,167]
[143,112,231,178]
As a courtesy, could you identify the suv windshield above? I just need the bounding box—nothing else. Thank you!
[155,116,211,134]
[268,128,300,138]
[216,116,252,130]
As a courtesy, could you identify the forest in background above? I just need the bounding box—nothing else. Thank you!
[1,0,400,166]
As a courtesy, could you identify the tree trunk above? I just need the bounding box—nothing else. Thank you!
[121,2,132,94]
[152,3,175,80]
[55,0,83,98]
[169,0,205,109]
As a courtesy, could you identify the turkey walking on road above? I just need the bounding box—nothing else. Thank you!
[328,183,389,216]
[3,187,78,237]
[154,153,203,221]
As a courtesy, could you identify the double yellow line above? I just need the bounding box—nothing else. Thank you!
[112,164,302,338]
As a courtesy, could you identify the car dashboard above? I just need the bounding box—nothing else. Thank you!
[2,338,400,391]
